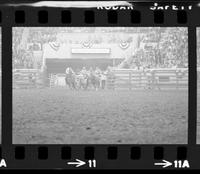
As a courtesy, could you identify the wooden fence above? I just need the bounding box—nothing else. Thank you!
[12,67,200,90]
[13,69,44,89]
[107,68,189,90]
[49,73,66,88]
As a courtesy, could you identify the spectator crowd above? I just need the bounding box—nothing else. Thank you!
[12,27,188,69]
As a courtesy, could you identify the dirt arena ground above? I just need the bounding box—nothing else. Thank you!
[13,88,188,144]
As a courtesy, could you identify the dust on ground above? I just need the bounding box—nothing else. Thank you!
[13,89,188,144]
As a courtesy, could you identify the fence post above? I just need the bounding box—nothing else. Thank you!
[113,75,115,90]
[129,71,132,90]
[107,72,114,90]
[151,70,155,89]
[49,74,54,88]
[176,70,179,90]
[112,71,115,90]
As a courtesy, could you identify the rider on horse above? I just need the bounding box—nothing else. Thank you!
[66,67,75,75]
[65,67,76,89]
[95,67,102,77]
[76,67,89,90]
[80,67,88,77]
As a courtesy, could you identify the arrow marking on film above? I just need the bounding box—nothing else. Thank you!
[67,159,86,167]
[154,160,172,168]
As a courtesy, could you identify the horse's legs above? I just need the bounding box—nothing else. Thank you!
[94,82,97,91]
[65,78,67,87]
[87,78,92,90]
[69,80,72,89]
[69,78,75,90]
[74,82,77,90]
[72,78,77,90]
[83,82,87,90]
[84,80,87,90]
[102,80,106,89]
[94,80,99,91]
[97,79,100,90]
[65,77,70,89]
[83,78,89,90]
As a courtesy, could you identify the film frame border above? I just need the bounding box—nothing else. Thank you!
[0,1,199,169]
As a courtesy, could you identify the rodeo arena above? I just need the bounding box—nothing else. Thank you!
[12,27,194,144]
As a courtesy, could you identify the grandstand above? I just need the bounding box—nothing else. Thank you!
[12,27,190,89]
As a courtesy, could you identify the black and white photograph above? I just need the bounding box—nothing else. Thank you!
[12,27,188,144]
[197,28,200,144]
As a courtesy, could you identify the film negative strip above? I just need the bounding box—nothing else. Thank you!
[0,0,200,170]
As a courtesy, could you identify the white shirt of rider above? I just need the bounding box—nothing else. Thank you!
[81,69,87,74]
[65,68,70,74]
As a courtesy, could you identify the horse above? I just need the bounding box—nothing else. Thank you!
[76,73,89,90]
[88,72,101,90]
[65,68,77,89]
[99,73,107,89]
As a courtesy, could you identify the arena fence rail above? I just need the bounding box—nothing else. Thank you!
[12,68,198,90]
[13,69,44,89]
[107,68,189,90]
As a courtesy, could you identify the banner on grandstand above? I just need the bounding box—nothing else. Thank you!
[43,39,138,60]
[71,48,110,54]
[119,41,130,49]
[82,41,93,48]
[49,42,60,51]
